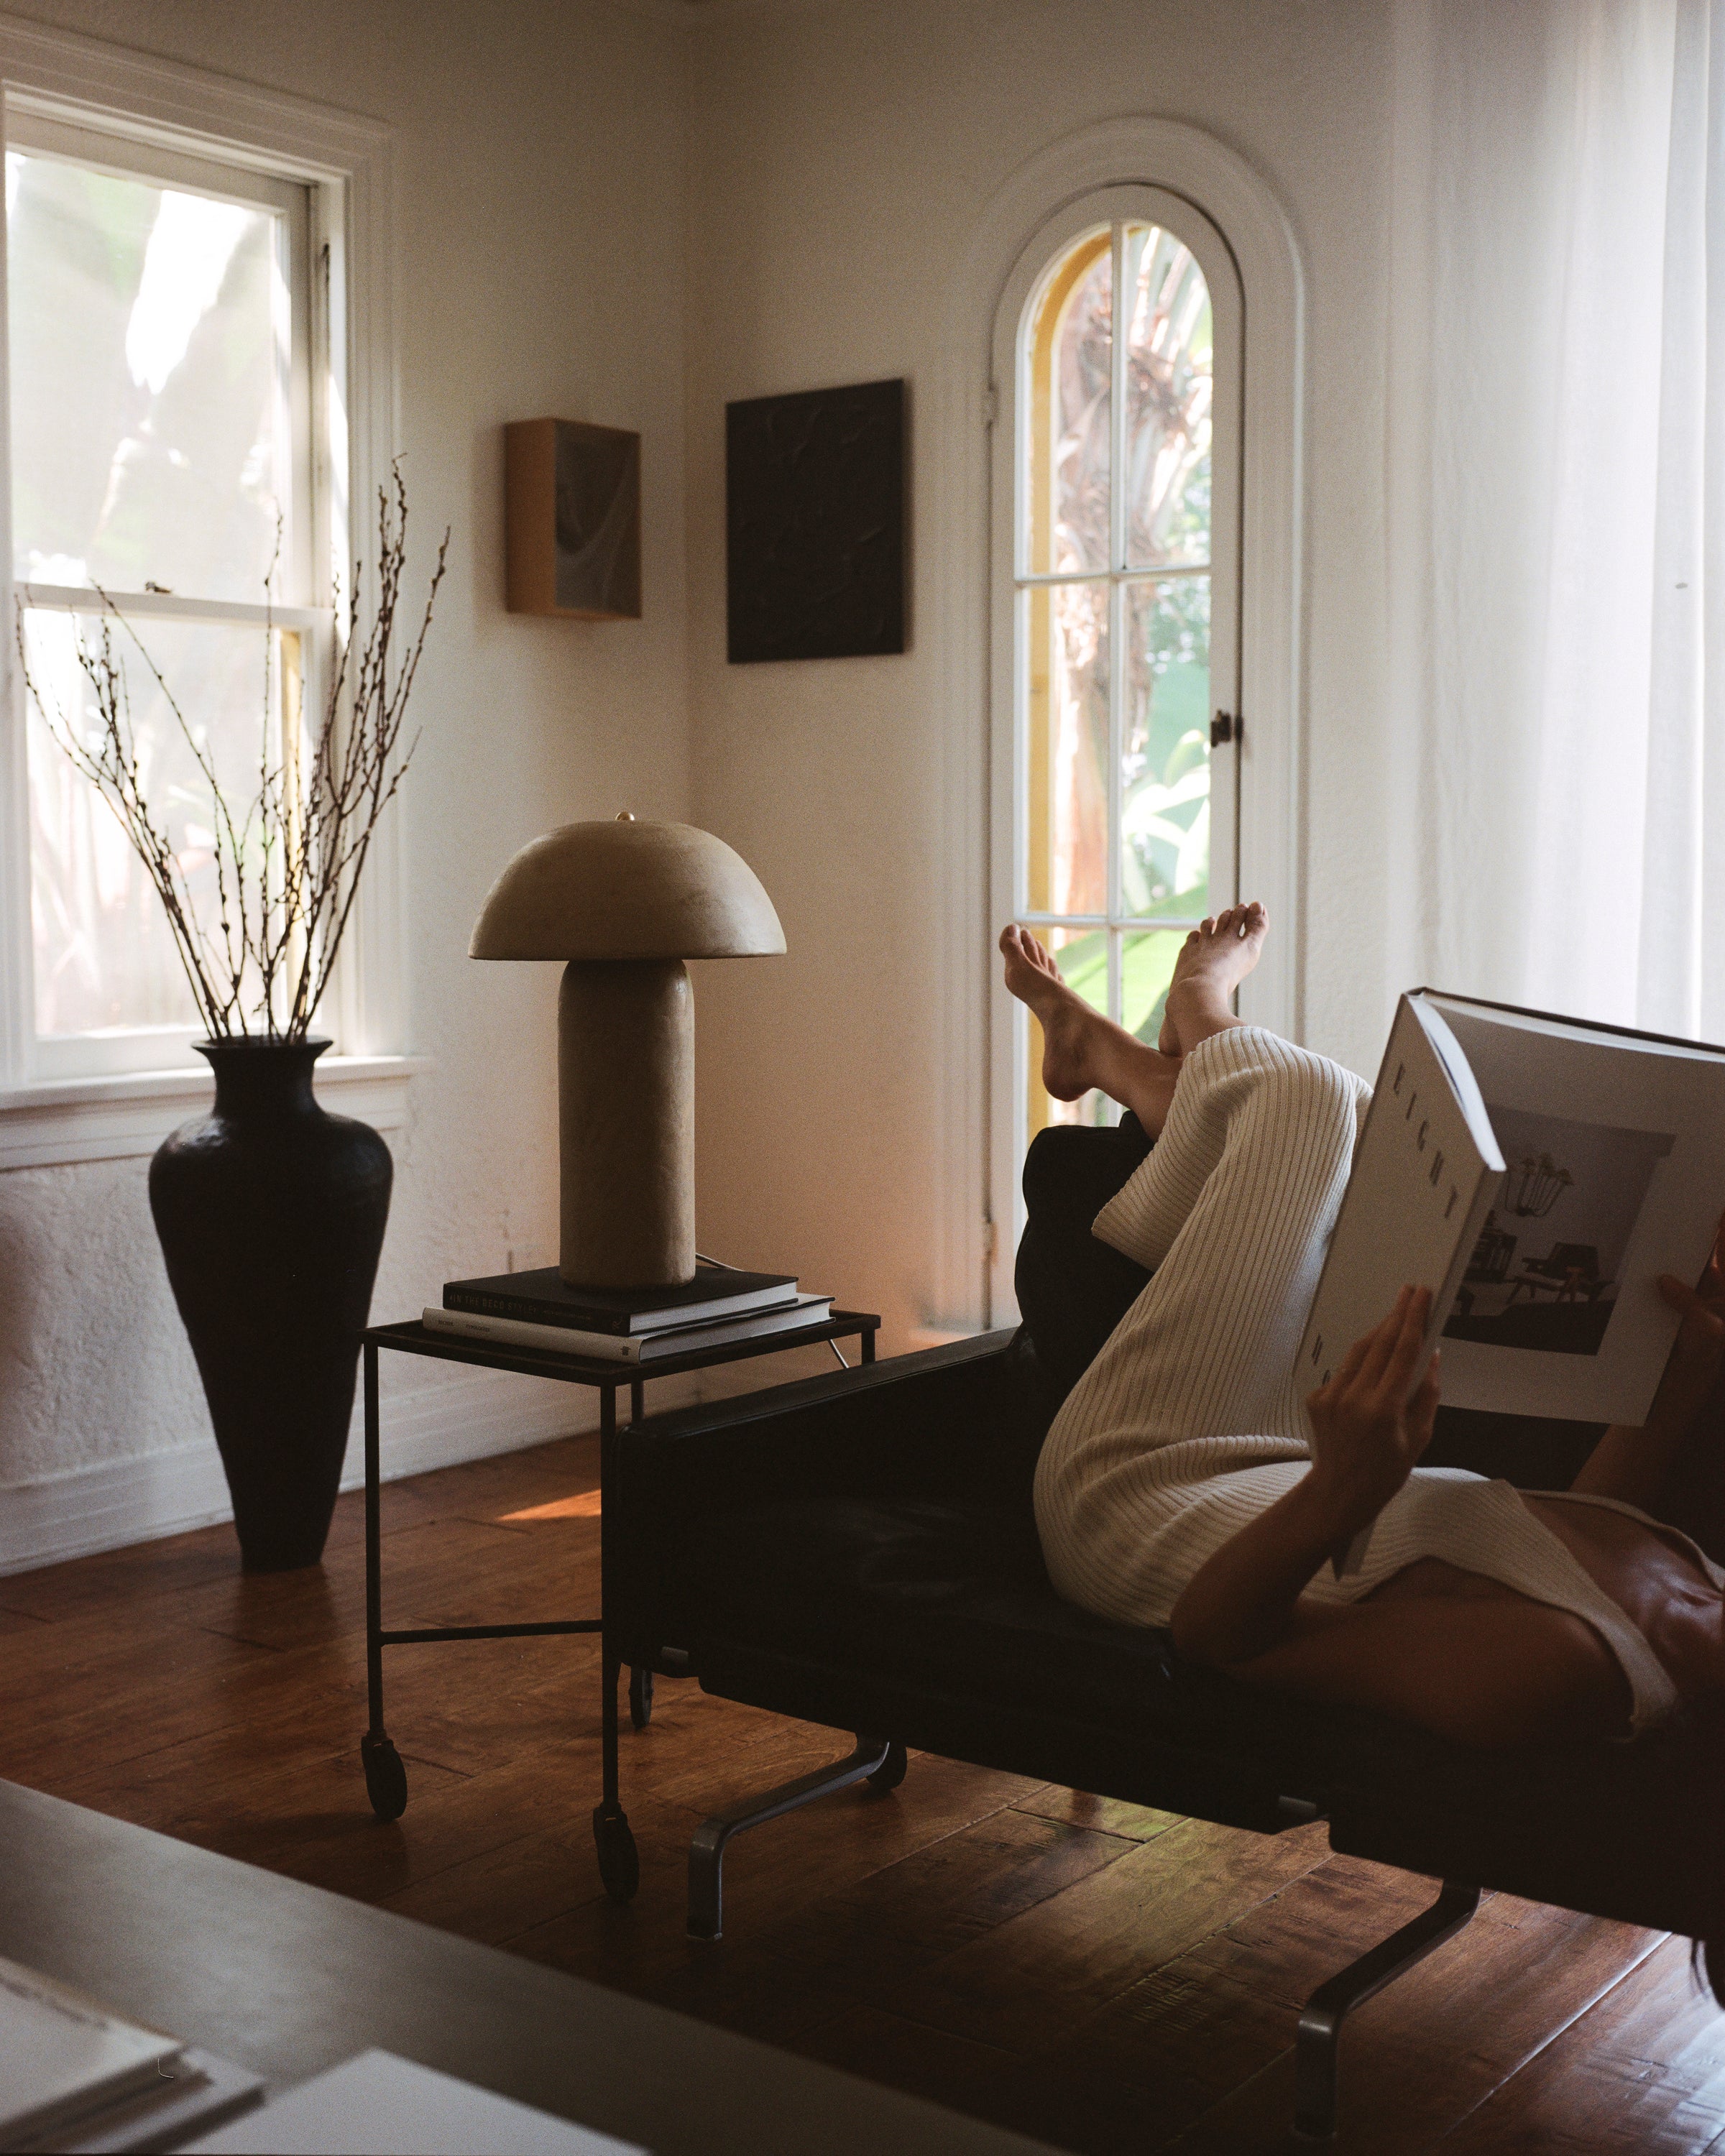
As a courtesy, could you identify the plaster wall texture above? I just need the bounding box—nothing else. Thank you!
[0,0,696,1501]
[682,0,1399,1350]
[3,0,1419,1551]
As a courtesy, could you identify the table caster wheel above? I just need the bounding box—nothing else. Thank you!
[361,1733,408,1820]
[592,1805,640,1902]
[868,1741,908,1793]
[629,1667,654,1731]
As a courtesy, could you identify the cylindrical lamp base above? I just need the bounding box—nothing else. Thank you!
[558,959,695,1289]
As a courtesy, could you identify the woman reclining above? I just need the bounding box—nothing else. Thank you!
[1000,909,1725,1756]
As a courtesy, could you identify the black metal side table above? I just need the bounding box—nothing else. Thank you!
[356,1310,880,1902]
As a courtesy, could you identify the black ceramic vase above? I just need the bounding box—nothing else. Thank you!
[149,1038,393,1571]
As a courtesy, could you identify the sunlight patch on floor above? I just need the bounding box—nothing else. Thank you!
[498,1491,601,1521]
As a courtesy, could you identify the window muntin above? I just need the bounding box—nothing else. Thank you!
[6,113,326,1076]
[1016,216,1225,1137]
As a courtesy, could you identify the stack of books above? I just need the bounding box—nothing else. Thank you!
[422,1262,832,1365]
[0,1955,261,2151]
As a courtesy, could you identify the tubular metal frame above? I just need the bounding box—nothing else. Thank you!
[1293,1879,1481,2141]
[687,1737,895,1941]
[356,1311,880,1897]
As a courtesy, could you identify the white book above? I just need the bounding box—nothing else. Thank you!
[1302,990,1725,1429]
[421,1294,834,1364]
[1297,995,1503,1405]
[0,1957,182,2154]
[59,2048,262,2152]
[179,2047,643,2155]
[1302,992,1725,1577]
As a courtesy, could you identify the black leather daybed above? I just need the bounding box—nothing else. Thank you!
[606,1118,1724,2142]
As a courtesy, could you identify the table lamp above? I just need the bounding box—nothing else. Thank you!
[469,814,784,1289]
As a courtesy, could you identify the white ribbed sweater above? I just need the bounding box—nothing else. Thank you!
[1031,1026,1683,1730]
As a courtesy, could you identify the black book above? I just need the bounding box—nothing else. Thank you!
[443,1263,799,1336]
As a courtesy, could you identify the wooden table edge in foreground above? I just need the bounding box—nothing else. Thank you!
[358,1312,883,1903]
[0,1779,1054,2156]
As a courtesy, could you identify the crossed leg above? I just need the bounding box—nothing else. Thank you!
[999,904,1269,1137]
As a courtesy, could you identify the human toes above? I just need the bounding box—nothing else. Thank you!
[1024,930,1059,977]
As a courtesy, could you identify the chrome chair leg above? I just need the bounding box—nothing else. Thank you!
[1293,1880,1480,2141]
[687,1735,892,1940]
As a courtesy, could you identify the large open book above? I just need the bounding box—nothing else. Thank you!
[1298,992,1725,1428]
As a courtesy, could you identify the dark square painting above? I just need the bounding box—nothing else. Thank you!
[726,378,906,663]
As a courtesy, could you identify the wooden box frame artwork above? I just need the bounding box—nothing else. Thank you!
[505,418,642,619]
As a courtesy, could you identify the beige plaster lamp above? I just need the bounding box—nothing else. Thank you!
[469,815,784,1289]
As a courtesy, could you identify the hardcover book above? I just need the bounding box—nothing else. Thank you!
[1301,991,1725,1427]
[442,1263,798,1336]
[423,1294,834,1365]
[0,1956,183,2152]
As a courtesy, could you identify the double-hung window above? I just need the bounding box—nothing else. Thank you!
[1,74,379,1090]
[0,20,401,1181]
[993,188,1243,1169]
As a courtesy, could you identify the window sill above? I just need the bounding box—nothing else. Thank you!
[0,1055,431,1172]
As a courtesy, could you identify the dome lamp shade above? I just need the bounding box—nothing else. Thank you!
[468,818,783,962]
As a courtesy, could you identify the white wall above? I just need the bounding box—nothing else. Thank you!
[683,0,1400,1351]
[0,0,696,1563]
[1,0,1424,1565]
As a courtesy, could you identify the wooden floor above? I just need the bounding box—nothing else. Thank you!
[3,1431,1722,2155]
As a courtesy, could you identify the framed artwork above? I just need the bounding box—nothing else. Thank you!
[725,377,905,663]
[505,418,641,620]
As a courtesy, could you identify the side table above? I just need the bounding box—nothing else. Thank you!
[357,1310,880,1902]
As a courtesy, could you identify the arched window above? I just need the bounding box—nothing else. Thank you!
[992,188,1242,1177]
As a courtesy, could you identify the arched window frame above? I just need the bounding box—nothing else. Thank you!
[921,121,1303,1333]
[992,188,1243,1163]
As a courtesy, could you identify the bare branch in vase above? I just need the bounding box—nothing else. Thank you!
[14,464,447,1046]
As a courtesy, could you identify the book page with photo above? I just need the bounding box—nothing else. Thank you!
[1443,1105,1673,1360]
[1407,996,1725,1423]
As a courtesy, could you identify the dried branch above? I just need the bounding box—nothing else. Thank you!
[15,465,447,1044]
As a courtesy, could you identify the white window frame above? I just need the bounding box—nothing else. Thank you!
[916,120,1303,1335]
[0,13,413,1155]
[12,114,325,1079]
[995,189,1243,1162]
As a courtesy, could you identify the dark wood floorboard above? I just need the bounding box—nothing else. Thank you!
[1,1430,1719,2155]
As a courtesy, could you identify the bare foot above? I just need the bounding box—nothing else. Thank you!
[999,924,1096,1099]
[1000,924,1187,1134]
[1162,903,1269,1057]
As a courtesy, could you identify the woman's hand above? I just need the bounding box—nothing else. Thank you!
[1646,1249,1725,1440]
[1173,1288,1441,1669]
[1571,1227,1725,1508]
[1304,1286,1441,1536]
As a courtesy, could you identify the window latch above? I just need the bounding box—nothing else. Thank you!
[1211,710,1241,747]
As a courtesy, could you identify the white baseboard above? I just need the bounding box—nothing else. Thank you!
[0,1362,693,1577]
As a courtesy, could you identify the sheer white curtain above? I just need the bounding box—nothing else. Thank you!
[1388,0,1725,1040]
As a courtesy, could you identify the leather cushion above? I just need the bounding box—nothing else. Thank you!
[686,1492,1368,1774]
[687,1491,1725,1934]
[1013,1114,1154,1401]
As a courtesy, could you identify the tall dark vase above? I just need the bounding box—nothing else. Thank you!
[149,1038,393,1571]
